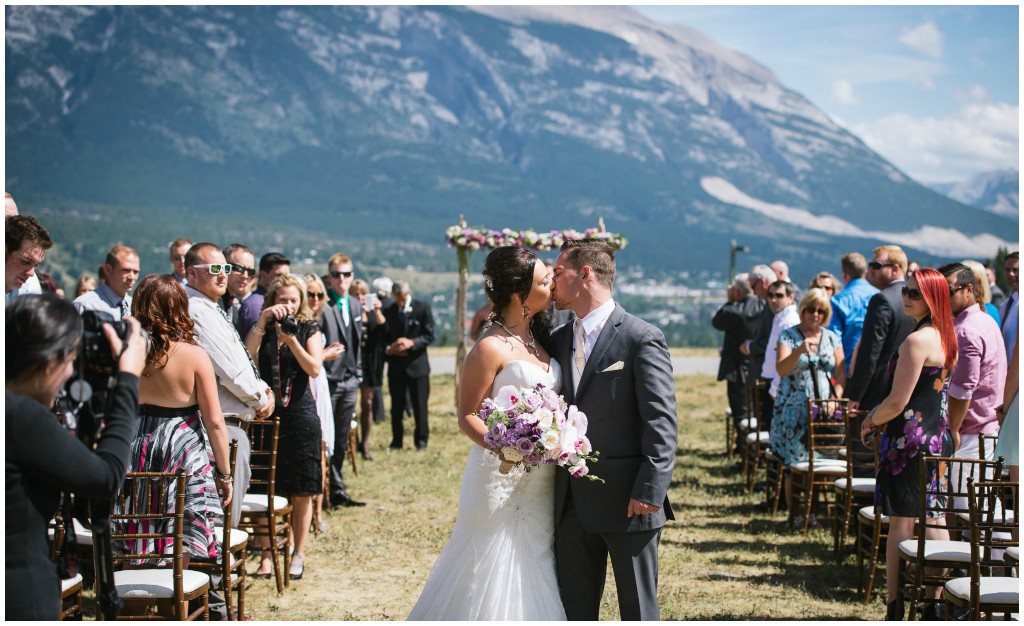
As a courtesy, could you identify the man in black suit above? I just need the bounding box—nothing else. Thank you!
[847,245,914,414]
[384,279,435,450]
[742,264,781,432]
[712,273,764,448]
[321,252,365,507]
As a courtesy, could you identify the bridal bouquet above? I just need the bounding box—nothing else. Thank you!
[478,383,603,481]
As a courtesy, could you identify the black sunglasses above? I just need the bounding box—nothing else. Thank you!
[767,292,788,299]
[235,266,256,278]
[804,307,828,316]
[949,284,966,297]
[307,291,325,301]
[901,286,924,301]
[869,261,897,271]
[330,270,354,279]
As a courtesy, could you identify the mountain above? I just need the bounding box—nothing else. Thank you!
[930,169,1018,220]
[5,5,1018,288]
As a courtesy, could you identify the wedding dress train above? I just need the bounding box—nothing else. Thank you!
[408,359,567,620]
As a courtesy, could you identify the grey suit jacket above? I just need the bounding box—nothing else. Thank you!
[553,303,678,534]
[319,294,363,385]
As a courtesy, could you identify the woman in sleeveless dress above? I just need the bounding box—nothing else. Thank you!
[116,274,233,565]
[245,274,324,580]
[860,268,957,621]
[408,246,566,620]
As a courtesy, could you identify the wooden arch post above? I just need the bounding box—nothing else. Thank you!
[454,215,470,407]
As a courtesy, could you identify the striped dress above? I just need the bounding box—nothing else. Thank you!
[113,404,221,562]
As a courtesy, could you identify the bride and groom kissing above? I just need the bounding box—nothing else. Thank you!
[409,240,679,620]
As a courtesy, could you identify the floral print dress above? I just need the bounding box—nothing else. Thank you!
[875,350,953,518]
[770,326,841,465]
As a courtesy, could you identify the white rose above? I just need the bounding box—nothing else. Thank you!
[535,408,554,430]
[501,447,524,463]
[541,429,561,450]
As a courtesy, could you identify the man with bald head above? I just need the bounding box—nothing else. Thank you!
[73,245,140,320]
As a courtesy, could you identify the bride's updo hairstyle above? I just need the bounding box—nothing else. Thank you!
[482,246,554,354]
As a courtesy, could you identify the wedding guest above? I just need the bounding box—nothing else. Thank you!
[321,253,364,507]
[860,268,956,621]
[368,277,395,425]
[772,288,845,529]
[1000,251,1018,357]
[221,243,256,327]
[5,214,52,300]
[808,271,841,298]
[304,272,336,531]
[351,278,386,460]
[384,280,435,451]
[938,263,1006,505]
[742,265,780,432]
[6,295,146,620]
[245,274,324,580]
[986,264,1006,307]
[828,252,879,376]
[906,260,921,277]
[236,252,290,338]
[169,237,193,285]
[74,272,97,298]
[764,279,800,398]
[711,273,763,446]
[117,275,232,566]
[962,259,1001,325]
[184,244,275,536]
[73,245,140,321]
[846,245,914,415]
[3,194,43,297]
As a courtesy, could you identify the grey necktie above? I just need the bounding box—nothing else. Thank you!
[119,299,130,320]
[573,318,586,390]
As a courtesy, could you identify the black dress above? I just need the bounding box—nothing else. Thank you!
[360,306,388,389]
[257,321,323,497]
[6,374,138,620]
[875,319,954,518]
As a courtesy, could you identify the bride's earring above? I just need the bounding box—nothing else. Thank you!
[521,303,531,319]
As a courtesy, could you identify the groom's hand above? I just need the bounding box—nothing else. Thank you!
[627,499,660,517]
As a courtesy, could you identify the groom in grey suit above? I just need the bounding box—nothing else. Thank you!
[551,239,678,620]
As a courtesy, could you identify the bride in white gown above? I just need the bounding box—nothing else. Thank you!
[409,247,566,621]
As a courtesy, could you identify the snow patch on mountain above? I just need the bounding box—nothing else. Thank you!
[701,176,1017,257]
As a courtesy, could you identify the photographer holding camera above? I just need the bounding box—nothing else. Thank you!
[6,294,147,620]
[244,274,323,580]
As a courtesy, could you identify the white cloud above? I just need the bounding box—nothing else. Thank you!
[852,101,1019,183]
[831,79,859,106]
[899,20,943,59]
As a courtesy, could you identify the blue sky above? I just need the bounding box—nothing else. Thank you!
[633,5,1019,185]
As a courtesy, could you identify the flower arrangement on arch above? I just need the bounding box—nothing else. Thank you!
[477,383,603,481]
[445,225,628,252]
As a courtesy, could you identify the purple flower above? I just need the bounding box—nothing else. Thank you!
[489,422,507,440]
[522,392,543,412]
[516,437,535,455]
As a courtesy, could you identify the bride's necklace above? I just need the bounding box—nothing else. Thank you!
[491,318,538,357]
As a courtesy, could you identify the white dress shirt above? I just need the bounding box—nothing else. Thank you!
[576,298,616,362]
[185,285,270,421]
[765,304,800,398]
[73,282,132,320]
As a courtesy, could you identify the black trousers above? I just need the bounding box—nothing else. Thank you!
[727,380,747,448]
[388,371,430,448]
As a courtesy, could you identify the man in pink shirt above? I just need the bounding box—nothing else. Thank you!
[940,263,1007,499]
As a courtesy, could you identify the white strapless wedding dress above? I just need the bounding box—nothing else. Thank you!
[408,359,567,621]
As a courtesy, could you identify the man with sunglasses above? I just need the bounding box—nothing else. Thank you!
[763,279,800,400]
[321,252,366,507]
[846,245,914,416]
[220,243,256,328]
[236,251,290,338]
[169,237,192,285]
[938,263,1006,484]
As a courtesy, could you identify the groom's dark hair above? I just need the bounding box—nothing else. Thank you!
[560,239,616,288]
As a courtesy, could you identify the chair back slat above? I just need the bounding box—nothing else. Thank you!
[246,416,281,512]
[965,478,1019,617]
[805,398,849,467]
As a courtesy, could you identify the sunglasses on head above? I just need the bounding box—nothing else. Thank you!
[330,270,354,279]
[307,291,325,301]
[901,286,924,301]
[193,263,235,276]
[869,261,897,271]
[767,292,788,299]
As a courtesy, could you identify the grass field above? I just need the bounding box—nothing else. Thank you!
[83,372,884,620]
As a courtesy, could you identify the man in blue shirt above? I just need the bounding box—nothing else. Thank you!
[73,245,140,320]
[828,252,878,375]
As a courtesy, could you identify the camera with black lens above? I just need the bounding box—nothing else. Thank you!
[80,311,132,376]
[279,314,299,336]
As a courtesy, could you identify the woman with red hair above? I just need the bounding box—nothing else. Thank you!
[860,267,957,620]
[115,274,232,565]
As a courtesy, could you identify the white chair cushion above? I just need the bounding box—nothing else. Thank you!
[240,493,289,513]
[745,431,771,444]
[898,539,972,563]
[790,459,847,474]
[857,506,889,525]
[47,518,94,547]
[114,569,210,598]
[956,508,1015,524]
[739,418,757,430]
[725,408,733,417]
[944,576,1020,605]
[1006,546,1019,562]
[834,477,876,493]
[61,573,84,593]
[214,526,250,551]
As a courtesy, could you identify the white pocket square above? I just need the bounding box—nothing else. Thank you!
[601,361,625,372]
